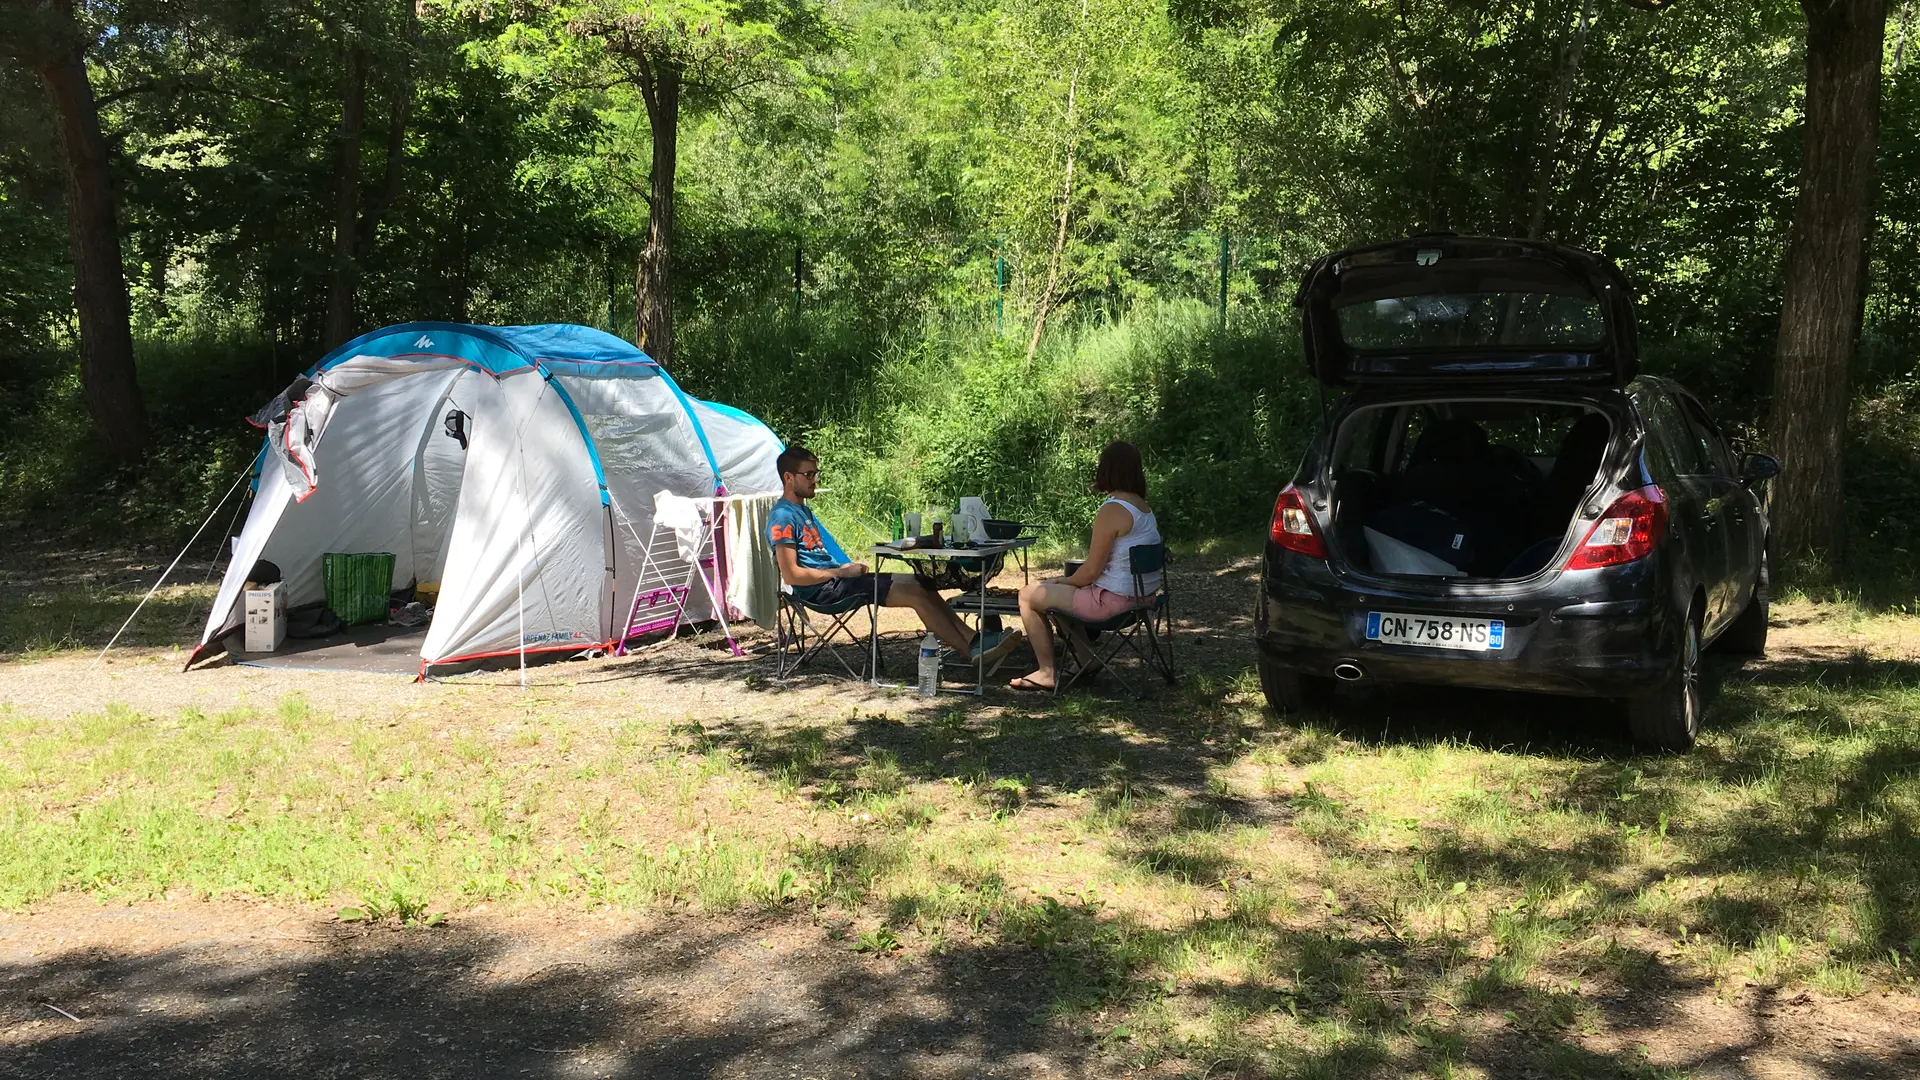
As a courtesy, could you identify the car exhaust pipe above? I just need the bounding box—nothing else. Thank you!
[1333,661,1366,682]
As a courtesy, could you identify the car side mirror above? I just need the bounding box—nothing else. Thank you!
[1740,453,1781,483]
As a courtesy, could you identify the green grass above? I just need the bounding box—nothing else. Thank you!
[4,598,1920,1074]
[0,580,215,657]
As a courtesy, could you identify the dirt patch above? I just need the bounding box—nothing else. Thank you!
[1766,598,1920,668]
[0,895,1091,1079]
[8,897,1919,1079]
[1583,982,1920,1079]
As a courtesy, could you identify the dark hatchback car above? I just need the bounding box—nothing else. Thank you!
[1256,236,1780,751]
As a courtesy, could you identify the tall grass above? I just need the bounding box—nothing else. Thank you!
[796,301,1321,549]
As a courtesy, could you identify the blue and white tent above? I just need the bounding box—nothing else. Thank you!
[200,322,782,671]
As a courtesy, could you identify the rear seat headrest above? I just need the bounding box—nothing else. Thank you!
[1550,414,1610,478]
[1410,419,1487,466]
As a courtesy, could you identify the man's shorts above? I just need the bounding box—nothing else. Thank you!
[792,572,893,610]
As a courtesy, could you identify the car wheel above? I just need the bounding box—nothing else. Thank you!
[1628,606,1703,752]
[1258,654,1332,714]
[1713,549,1769,657]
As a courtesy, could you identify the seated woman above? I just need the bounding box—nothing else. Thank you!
[1009,441,1162,692]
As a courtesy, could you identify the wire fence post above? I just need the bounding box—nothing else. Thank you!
[606,245,619,335]
[994,241,1006,335]
[1218,225,1231,330]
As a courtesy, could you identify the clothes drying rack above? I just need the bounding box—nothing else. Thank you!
[612,488,777,657]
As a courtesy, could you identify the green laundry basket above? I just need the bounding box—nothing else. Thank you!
[323,552,396,626]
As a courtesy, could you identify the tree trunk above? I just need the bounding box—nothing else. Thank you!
[1768,0,1886,559]
[1896,0,1913,71]
[356,0,415,261]
[324,42,367,350]
[38,38,150,462]
[1027,61,1080,366]
[635,62,680,365]
[1525,0,1596,239]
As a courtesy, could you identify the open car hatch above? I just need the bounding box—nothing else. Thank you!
[1294,235,1639,388]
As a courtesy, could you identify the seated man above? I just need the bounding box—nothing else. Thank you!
[770,446,1019,665]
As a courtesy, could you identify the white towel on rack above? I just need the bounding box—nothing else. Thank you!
[654,491,708,563]
[724,492,781,628]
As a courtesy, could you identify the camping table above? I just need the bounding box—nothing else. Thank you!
[867,536,1035,695]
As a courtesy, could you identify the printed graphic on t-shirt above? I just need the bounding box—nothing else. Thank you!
[768,500,838,571]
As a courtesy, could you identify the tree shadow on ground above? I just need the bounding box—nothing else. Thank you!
[16,902,1894,1080]
[1,916,1093,1080]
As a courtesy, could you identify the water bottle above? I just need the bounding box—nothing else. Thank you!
[917,632,940,697]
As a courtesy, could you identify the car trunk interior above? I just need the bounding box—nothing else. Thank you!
[1328,399,1611,581]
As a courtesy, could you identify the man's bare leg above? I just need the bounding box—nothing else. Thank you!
[883,575,973,654]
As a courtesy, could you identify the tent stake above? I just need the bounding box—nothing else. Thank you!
[93,461,254,670]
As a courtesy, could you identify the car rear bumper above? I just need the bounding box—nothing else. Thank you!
[1257,558,1681,698]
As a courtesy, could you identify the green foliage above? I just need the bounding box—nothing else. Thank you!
[791,302,1317,548]
[4,0,1920,566]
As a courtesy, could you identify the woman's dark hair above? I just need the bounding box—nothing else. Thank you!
[1093,441,1147,497]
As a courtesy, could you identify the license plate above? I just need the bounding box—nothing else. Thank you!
[1367,612,1504,651]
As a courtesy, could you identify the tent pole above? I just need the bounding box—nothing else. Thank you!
[516,471,528,689]
[94,461,254,669]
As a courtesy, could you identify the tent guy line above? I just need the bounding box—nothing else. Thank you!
[91,459,257,670]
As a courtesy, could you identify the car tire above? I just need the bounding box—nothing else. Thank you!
[1259,654,1332,714]
[1713,550,1769,657]
[1628,606,1703,753]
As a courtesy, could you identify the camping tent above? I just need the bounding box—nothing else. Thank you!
[196,321,782,673]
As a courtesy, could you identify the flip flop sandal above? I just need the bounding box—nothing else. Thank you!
[1008,674,1055,693]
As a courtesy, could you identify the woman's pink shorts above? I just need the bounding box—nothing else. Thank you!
[1069,585,1148,622]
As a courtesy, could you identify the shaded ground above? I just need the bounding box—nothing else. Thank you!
[7,895,1920,1080]
[230,622,430,674]
[1,898,1086,1080]
[6,538,1920,1078]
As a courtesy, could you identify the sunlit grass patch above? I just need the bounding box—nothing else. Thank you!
[0,695,808,912]
[0,580,215,657]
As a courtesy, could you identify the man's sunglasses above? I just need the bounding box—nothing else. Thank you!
[793,469,819,479]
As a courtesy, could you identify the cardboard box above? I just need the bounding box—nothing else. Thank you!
[244,582,287,653]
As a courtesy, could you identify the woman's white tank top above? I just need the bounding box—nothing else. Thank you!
[1095,498,1162,596]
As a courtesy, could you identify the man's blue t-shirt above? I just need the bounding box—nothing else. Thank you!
[768,499,840,597]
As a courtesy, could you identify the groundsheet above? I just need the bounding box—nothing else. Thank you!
[231,622,427,675]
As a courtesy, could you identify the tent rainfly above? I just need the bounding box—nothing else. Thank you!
[196,322,782,674]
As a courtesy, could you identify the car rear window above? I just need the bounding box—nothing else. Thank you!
[1334,292,1607,351]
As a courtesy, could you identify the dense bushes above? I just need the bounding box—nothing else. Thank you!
[788,301,1319,549]
[0,332,280,538]
[0,301,1317,551]
[6,294,1920,610]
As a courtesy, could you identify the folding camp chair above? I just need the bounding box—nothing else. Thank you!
[774,583,878,681]
[767,508,879,680]
[1049,543,1175,696]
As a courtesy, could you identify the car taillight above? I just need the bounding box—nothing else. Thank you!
[1564,485,1668,570]
[1269,485,1328,558]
